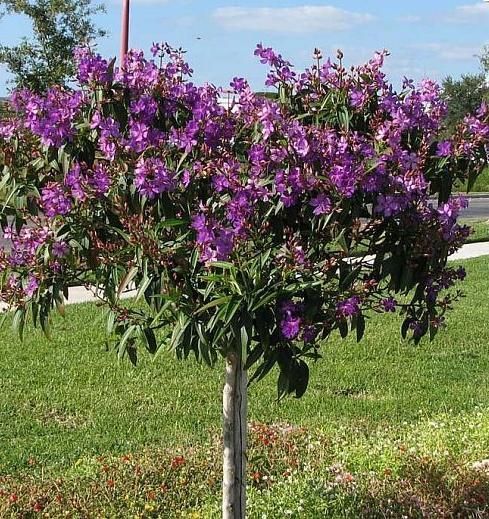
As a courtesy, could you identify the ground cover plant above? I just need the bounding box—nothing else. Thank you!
[1,256,489,517]
[0,44,488,517]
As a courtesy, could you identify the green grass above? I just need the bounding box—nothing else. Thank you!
[463,217,489,243]
[1,256,489,480]
[456,166,489,193]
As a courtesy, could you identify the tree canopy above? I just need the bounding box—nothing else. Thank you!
[0,0,105,92]
[442,47,489,135]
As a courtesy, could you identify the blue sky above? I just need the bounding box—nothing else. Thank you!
[1,0,489,94]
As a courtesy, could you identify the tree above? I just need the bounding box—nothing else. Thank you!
[0,0,105,92]
[442,47,489,135]
[442,73,489,135]
[0,45,488,518]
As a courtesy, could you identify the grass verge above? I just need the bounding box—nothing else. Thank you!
[1,256,489,517]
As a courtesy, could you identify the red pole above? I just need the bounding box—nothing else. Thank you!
[120,0,130,65]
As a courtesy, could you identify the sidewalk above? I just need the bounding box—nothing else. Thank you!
[63,241,489,305]
[449,241,489,260]
[2,242,489,310]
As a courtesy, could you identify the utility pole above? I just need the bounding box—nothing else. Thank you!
[120,0,130,65]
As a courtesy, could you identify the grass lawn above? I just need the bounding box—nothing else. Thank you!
[456,166,489,193]
[1,256,489,517]
[463,217,489,243]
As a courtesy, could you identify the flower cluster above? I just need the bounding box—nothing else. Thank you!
[0,42,487,379]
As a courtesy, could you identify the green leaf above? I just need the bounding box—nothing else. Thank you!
[156,218,187,230]
[356,314,366,342]
[338,319,348,339]
[117,325,137,360]
[339,263,362,290]
[292,360,309,398]
[401,318,410,339]
[118,266,138,299]
[194,296,232,315]
[12,307,26,341]
[208,261,236,271]
[127,345,138,366]
[244,344,264,370]
[249,355,276,385]
[277,369,290,401]
[142,327,158,354]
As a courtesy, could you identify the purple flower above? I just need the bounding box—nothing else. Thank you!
[52,241,69,258]
[436,140,452,157]
[24,275,39,297]
[192,214,235,262]
[381,297,397,312]
[336,296,361,319]
[302,325,318,343]
[230,77,248,93]
[310,194,332,216]
[65,163,86,201]
[278,300,303,340]
[41,183,72,217]
[350,89,367,108]
[89,164,111,196]
[281,316,302,340]
[375,194,406,217]
[74,47,111,85]
[134,157,175,199]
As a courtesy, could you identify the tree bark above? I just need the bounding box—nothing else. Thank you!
[222,351,247,519]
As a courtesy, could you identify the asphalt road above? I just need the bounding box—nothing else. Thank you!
[461,197,489,220]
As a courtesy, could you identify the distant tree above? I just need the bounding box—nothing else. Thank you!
[442,48,489,134]
[442,74,489,134]
[0,0,105,92]
[480,45,489,76]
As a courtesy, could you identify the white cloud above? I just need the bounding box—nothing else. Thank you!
[397,15,422,23]
[445,3,489,23]
[411,43,479,61]
[213,5,375,33]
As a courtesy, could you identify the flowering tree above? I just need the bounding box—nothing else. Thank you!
[0,44,488,518]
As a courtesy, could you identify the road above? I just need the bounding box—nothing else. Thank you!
[461,196,489,220]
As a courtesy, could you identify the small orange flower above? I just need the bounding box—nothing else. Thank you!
[170,455,185,469]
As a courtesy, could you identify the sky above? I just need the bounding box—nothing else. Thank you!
[1,0,489,94]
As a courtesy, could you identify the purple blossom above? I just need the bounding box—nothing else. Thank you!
[350,89,367,108]
[230,77,248,93]
[436,140,452,157]
[24,275,39,297]
[279,300,303,340]
[134,157,175,199]
[90,164,111,196]
[74,47,111,85]
[192,213,235,262]
[65,163,86,201]
[336,296,361,319]
[310,194,332,216]
[281,315,301,340]
[302,325,318,343]
[381,297,397,312]
[41,183,72,217]
[52,241,69,258]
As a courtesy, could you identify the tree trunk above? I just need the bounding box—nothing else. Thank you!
[222,351,248,519]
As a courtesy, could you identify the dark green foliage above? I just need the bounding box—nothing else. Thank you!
[442,73,489,135]
[0,0,105,91]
